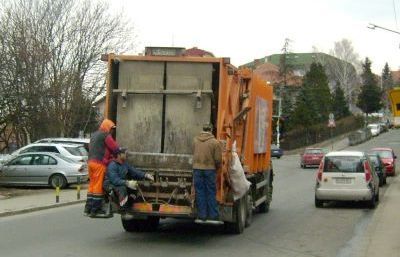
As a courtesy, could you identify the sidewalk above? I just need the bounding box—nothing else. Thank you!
[0,188,86,217]
[363,174,400,257]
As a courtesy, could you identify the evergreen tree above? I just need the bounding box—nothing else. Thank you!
[289,88,315,129]
[332,84,350,119]
[382,62,394,90]
[303,62,332,123]
[289,63,331,128]
[381,62,394,110]
[357,58,382,115]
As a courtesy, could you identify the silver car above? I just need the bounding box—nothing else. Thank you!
[11,142,88,163]
[0,152,88,188]
[315,151,380,208]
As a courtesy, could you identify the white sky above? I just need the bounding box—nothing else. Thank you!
[109,0,400,74]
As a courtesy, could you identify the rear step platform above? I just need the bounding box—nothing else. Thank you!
[195,219,224,225]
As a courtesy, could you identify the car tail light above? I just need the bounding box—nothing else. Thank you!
[364,161,372,182]
[317,160,324,181]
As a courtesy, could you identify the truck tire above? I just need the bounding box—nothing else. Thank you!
[245,193,253,228]
[225,197,246,234]
[121,216,160,232]
[258,173,273,213]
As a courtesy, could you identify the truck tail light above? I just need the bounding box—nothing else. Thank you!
[364,161,372,182]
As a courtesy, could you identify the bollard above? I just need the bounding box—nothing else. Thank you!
[55,176,60,203]
[77,176,81,200]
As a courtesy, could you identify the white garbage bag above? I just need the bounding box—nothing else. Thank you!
[229,141,251,200]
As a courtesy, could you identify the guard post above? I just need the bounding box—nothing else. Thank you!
[55,177,60,203]
[77,176,81,200]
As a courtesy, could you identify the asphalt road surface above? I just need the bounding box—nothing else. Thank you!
[1,129,398,257]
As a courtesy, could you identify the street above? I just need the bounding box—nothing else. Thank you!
[0,129,399,257]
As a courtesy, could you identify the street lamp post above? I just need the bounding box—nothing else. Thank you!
[368,23,400,35]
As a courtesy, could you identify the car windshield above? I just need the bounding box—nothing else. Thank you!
[55,154,77,163]
[305,149,323,154]
[370,150,392,159]
[324,156,364,173]
[368,124,378,129]
[64,146,84,156]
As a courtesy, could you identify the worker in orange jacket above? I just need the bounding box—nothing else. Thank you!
[84,119,120,217]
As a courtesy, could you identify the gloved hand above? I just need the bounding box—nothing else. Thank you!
[145,173,154,181]
[125,180,138,190]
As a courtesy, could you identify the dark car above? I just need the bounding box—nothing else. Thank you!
[368,153,387,186]
[271,144,283,159]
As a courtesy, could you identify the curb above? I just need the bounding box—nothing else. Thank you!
[0,199,86,218]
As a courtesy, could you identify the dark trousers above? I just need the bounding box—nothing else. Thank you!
[193,169,218,219]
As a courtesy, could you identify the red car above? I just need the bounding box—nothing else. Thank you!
[369,148,397,176]
[300,148,325,168]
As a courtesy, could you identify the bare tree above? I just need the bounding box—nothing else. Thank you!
[328,39,360,107]
[0,0,135,149]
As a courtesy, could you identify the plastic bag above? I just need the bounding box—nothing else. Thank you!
[229,141,251,200]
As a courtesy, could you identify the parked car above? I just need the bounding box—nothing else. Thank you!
[378,122,389,133]
[315,151,380,208]
[367,153,387,186]
[369,148,397,176]
[11,143,88,163]
[0,152,88,188]
[367,124,381,136]
[271,144,283,159]
[300,148,325,168]
[35,138,90,151]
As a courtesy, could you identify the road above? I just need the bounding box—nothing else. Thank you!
[0,129,399,257]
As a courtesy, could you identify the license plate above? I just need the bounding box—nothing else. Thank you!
[335,178,352,184]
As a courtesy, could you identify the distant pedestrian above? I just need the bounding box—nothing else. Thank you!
[103,148,154,212]
[84,119,120,217]
[192,123,222,222]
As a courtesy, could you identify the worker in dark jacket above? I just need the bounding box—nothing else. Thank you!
[84,119,120,217]
[192,123,222,222]
[104,148,154,211]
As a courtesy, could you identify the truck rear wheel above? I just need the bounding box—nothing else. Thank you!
[258,173,272,213]
[225,196,246,234]
[121,216,160,232]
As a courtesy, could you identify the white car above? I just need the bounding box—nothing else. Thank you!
[35,138,89,151]
[315,151,380,208]
[11,143,88,163]
[367,124,381,136]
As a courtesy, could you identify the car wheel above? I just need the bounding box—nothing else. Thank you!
[367,192,377,209]
[300,163,304,169]
[376,188,380,202]
[384,177,387,185]
[315,197,323,208]
[49,174,67,189]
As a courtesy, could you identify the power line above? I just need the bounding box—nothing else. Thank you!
[394,0,399,30]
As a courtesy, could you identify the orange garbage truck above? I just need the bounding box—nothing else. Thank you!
[102,48,274,233]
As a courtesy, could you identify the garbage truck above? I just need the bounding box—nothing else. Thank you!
[101,47,274,233]
[389,87,400,128]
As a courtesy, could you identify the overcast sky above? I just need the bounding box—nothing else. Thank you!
[109,0,399,74]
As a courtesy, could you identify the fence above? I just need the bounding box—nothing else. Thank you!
[280,115,364,150]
